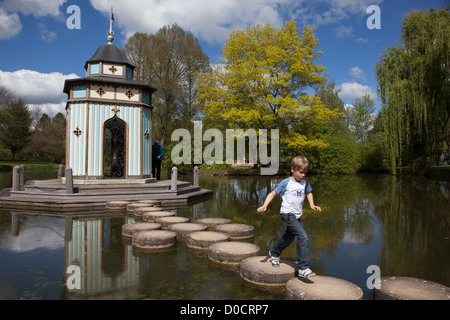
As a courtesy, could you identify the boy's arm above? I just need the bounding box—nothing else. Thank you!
[306,192,322,211]
[257,190,277,212]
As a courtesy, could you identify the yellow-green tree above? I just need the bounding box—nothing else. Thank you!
[196,20,340,157]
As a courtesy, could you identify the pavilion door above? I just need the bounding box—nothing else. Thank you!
[103,115,126,179]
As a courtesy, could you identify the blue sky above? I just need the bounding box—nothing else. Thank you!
[0,0,446,116]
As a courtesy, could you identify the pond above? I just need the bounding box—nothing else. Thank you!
[0,168,448,300]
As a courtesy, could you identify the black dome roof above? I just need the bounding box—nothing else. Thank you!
[84,43,134,69]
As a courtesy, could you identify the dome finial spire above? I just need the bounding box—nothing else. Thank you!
[107,6,115,44]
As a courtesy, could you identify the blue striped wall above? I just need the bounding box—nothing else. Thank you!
[69,102,86,176]
[68,102,150,177]
[142,107,152,176]
[67,219,141,295]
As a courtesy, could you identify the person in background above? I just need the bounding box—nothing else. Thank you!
[152,140,164,181]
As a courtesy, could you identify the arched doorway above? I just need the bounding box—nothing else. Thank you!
[103,115,126,179]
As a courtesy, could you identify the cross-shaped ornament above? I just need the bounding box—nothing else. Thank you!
[125,90,134,99]
[112,106,120,115]
[109,65,118,74]
[73,127,82,137]
[144,130,150,140]
[96,87,106,97]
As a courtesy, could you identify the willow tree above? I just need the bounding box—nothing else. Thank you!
[376,7,449,171]
[196,20,339,159]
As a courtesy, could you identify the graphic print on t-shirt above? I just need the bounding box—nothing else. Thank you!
[274,177,312,219]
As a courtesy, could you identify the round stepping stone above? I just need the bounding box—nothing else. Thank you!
[286,276,364,300]
[121,222,161,238]
[215,223,254,240]
[196,218,232,230]
[127,202,152,212]
[186,231,230,250]
[134,206,164,217]
[137,200,161,206]
[142,211,176,222]
[168,223,208,238]
[155,216,190,229]
[105,201,130,210]
[240,256,298,286]
[374,277,450,300]
[208,241,260,265]
[132,230,177,250]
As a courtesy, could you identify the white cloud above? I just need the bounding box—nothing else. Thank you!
[0,8,22,39]
[90,0,296,44]
[0,69,78,115]
[348,66,366,82]
[334,24,353,38]
[336,82,376,101]
[292,0,384,28]
[0,0,67,39]
[38,23,57,42]
[2,0,67,18]
[356,37,368,44]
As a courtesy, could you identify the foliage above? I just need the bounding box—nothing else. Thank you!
[316,134,361,174]
[347,94,376,145]
[196,20,340,159]
[0,98,32,160]
[124,25,211,146]
[23,112,66,163]
[376,7,449,171]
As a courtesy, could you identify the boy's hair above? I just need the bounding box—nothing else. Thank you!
[291,156,311,172]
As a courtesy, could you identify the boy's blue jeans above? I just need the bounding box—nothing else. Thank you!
[270,213,310,270]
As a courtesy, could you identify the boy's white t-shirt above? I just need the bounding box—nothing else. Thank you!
[274,177,312,219]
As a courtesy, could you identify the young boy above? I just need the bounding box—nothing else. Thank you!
[257,156,321,278]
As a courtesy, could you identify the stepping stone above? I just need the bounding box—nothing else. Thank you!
[132,230,177,250]
[134,206,164,217]
[155,216,190,229]
[185,231,230,250]
[374,277,450,300]
[127,202,153,212]
[240,256,298,286]
[105,201,130,210]
[121,222,161,238]
[215,223,254,240]
[137,200,161,206]
[142,211,175,222]
[208,241,260,265]
[168,223,208,238]
[286,276,364,300]
[196,218,232,230]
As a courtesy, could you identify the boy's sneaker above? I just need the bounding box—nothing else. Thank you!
[298,268,316,278]
[269,251,280,267]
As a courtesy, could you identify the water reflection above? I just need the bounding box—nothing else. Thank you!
[0,172,448,300]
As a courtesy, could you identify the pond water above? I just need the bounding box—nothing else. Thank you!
[0,169,448,300]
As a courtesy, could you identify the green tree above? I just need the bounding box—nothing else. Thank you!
[348,94,376,145]
[196,20,339,159]
[314,81,360,174]
[26,112,66,163]
[0,86,14,108]
[124,25,211,145]
[0,99,32,160]
[376,7,449,170]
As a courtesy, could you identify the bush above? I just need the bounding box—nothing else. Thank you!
[317,135,360,174]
